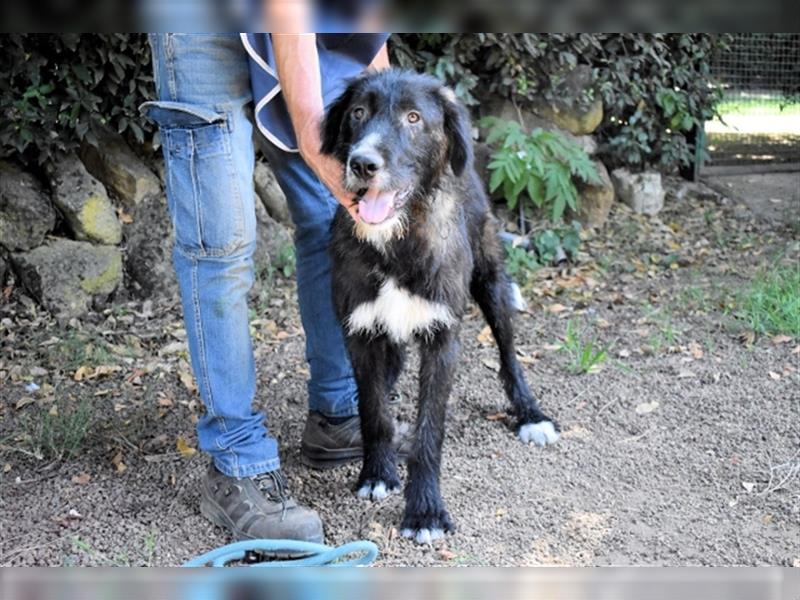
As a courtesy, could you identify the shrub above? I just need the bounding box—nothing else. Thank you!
[0,34,155,166]
[481,116,599,222]
[391,33,729,171]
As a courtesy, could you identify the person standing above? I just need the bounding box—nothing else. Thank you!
[141,31,389,545]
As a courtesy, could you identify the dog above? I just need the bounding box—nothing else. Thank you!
[322,69,560,544]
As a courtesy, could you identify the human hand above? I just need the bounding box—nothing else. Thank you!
[298,125,360,223]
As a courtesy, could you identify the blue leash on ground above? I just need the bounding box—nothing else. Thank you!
[183,539,379,567]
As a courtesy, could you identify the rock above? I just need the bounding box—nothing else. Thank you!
[533,66,603,135]
[0,161,56,251]
[570,160,614,228]
[124,194,178,299]
[254,160,292,226]
[481,98,597,155]
[11,239,122,320]
[254,194,293,276]
[611,168,665,215]
[51,153,122,245]
[0,254,7,286]
[79,129,160,207]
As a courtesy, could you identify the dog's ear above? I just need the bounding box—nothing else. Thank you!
[320,83,357,156]
[439,87,473,177]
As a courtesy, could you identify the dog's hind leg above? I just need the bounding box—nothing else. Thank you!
[470,237,560,447]
[348,333,403,501]
[401,327,458,544]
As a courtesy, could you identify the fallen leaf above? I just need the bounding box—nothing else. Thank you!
[738,331,756,346]
[111,451,127,474]
[688,342,704,359]
[15,397,35,410]
[741,481,755,493]
[48,405,58,416]
[635,401,659,415]
[545,303,567,314]
[176,436,197,458]
[771,335,792,345]
[437,548,456,561]
[118,208,134,224]
[476,325,494,347]
[762,514,773,525]
[481,358,500,372]
[178,370,197,393]
[485,412,507,422]
[157,394,174,408]
[71,472,91,485]
[73,365,90,381]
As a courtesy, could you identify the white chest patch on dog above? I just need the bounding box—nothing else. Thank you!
[347,278,455,343]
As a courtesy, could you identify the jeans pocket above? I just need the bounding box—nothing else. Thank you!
[140,100,245,257]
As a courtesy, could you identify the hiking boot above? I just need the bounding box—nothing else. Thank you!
[300,411,411,469]
[200,463,323,549]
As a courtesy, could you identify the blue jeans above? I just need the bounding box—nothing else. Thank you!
[141,34,358,478]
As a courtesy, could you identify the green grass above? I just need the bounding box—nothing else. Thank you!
[716,96,800,118]
[559,320,610,375]
[24,400,93,461]
[56,330,117,371]
[738,265,800,336]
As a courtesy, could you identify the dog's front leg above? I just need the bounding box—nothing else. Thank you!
[348,333,402,501]
[401,327,459,544]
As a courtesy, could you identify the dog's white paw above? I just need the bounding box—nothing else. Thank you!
[357,480,397,501]
[400,527,445,545]
[518,421,560,446]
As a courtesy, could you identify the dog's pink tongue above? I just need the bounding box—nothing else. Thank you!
[358,187,395,224]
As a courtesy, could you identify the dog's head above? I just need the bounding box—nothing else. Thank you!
[321,70,473,233]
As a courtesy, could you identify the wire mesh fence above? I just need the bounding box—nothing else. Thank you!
[704,33,800,169]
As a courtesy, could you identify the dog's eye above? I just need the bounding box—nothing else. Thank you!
[406,111,421,124]
[352,107,366,120]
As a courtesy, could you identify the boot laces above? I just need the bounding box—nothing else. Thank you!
[253,470,289,520]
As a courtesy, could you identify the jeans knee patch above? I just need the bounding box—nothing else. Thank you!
[141,100,251,257]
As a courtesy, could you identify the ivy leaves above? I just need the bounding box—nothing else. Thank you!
[0,34,155,166]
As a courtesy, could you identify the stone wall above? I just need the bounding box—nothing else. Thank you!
[0,130,293,321]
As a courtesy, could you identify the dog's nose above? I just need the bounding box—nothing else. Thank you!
[348,151,383,181]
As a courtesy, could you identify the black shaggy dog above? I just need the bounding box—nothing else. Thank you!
[322,69,560,544]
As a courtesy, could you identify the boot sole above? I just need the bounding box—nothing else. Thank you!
[199,496,323,559]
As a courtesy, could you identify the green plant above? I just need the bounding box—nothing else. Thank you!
[738,266,800,336]
[391,34,729,171]
[481,117,599,223]
[0,34,155,165]
[274,241,296,278]
[26,399,93,461]
[504,243,539,284]
[559,320,610,374]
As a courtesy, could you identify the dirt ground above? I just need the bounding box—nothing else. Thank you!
[1,178,798,567]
